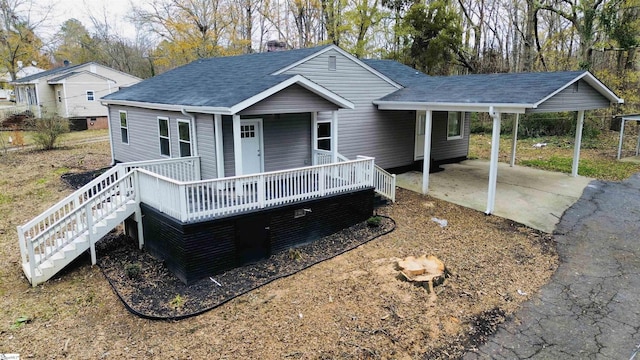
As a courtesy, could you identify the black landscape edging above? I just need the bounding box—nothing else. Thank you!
[100,215,396,321]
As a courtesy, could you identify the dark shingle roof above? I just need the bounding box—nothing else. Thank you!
[361,59,431,87]
[103,45,332,107]
[378,71,587,104]
[13,63,88,83]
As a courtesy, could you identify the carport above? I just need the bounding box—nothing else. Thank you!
[375,71,623,228]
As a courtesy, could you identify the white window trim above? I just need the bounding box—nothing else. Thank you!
[177,118,193,157]
[447,111,464,140]
[86,90,95,101]
[316,119,332,151]
[119,110,129,145]
[158,116,171,157]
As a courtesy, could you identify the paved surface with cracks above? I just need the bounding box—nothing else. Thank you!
[464,173,640,360]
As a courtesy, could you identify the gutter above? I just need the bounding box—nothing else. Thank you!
[181,108,199,156]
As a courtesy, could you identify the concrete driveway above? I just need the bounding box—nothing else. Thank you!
[395,160,593,233]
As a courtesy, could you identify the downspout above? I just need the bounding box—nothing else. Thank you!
[181,108,199,156]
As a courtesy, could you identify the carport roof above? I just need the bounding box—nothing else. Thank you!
[370,69,623,112]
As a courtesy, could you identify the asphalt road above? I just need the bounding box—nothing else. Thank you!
[465,173,640,359]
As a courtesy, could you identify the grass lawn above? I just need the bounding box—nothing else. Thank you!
[0,139,557,359]
[0,128,108,149]
[469,130,640,181]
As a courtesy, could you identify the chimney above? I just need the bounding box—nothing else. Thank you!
[266,40,287,52]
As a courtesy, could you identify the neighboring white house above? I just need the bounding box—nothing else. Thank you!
[0,63,45,99]
[11,62,141,129]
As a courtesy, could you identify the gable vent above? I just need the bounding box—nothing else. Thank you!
[328,56,337,71]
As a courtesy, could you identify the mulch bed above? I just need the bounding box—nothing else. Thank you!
[96,217,395,320]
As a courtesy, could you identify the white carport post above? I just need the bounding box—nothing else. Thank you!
[510,114,519,167]
[486,107,501,214]
[617,117,626,160]
[422,110,433,194]
[232,114,243,176]
[571,110,585,177]
[214,114,225,177]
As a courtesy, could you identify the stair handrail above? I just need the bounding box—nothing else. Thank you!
[18,165,124,233]
[373,164,396,202]
[23,171,136,273]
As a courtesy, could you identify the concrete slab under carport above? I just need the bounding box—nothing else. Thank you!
[395,160,594,233]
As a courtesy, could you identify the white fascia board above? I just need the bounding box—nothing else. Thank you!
[99,99,234,114]
[373,100,530,114]
[533,71,624,108]
[228,75,354,114]
[272,45,403,89]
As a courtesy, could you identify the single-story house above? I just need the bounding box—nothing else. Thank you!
[11,62,141,130]
[17,44,623,286]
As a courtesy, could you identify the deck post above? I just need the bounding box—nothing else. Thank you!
[421,110,433,194]
[636,124,640,156]
[134,171,144,249]
[214,114,225,177]
[571,110,585,177]
[486,107,501,215]
[85,202,96,265]
[510,114,519,167]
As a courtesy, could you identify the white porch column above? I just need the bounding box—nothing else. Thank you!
[311,112,318,165]
[571,110,585,177]
[331,111,339,163]
[510,114,519,167]
[421,110,433,194]
[636,124,640,156]
[486,108,501,214]
[232,114,243,176]
[214,114,225,177]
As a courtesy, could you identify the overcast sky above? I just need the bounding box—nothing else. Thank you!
[41,0,137,40]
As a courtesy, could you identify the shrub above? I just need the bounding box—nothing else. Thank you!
[124,263,142,279]
[367,216,382,227]
[31,114,69,150]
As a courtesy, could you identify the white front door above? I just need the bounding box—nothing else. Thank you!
[240,119,263,174]
[415,111,426,160]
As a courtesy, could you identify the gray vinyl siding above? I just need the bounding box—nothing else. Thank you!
[195,115,217,179]
[430,112,471,161]
[109,106,218,179]
[223,113,311,176]
[528,79,612,113]
[284,49,414,169]
[239,84,339,116]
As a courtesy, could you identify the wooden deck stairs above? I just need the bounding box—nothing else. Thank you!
[18,166,143,286]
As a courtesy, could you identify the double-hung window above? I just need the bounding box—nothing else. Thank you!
[119,111,129,144]
[447,112,464,140]
[178,119,193,157]
[316,121,331,150]
[158,117,170,156]
[86,90,95,101]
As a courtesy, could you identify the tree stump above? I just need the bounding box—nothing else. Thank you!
[397,255,447,295]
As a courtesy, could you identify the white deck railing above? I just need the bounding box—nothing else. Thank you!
[137,157,376,222]
[121,157,200,182]
[314,150,396,202]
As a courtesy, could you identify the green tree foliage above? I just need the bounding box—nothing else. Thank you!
[53,19,96,66]
[402,0,462,74]
[0,0,50,81]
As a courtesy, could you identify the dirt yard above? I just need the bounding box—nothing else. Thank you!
[0,141,557,359]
